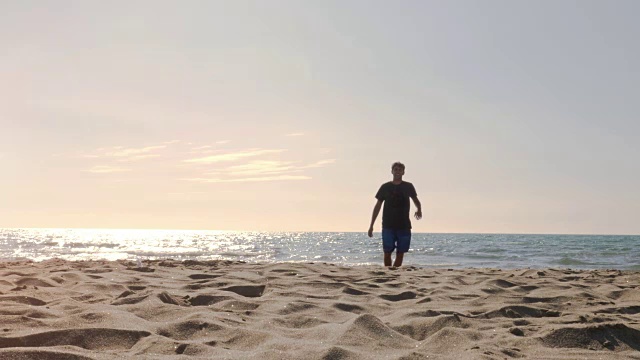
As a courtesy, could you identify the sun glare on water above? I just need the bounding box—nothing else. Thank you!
[2,228,245,262]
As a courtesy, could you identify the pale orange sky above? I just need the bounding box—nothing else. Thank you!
[2,1,640,234]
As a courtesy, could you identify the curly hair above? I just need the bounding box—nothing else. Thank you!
[391,162,405,171]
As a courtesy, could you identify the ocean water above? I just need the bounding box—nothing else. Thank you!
[0,228,638,270]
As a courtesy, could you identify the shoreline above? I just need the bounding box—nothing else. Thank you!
[0,259,638,359]
[3,257,638,272]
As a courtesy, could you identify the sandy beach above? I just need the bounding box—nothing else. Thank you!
[0,259,638,359]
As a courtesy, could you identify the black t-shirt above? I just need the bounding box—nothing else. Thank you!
[375,181,417,230]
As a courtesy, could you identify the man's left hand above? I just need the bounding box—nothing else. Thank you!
[414,210,422,220]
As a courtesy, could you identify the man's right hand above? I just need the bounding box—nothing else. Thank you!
[367,227,373,238]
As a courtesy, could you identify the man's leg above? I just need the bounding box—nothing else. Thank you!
[381,229,395,266]
[384,252,393,266]
[393,230,411,267]
[393,252,404,267]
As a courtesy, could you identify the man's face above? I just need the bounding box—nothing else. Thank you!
[392,166,405,176]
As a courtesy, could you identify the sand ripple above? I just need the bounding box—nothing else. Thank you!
[0,260,637,359]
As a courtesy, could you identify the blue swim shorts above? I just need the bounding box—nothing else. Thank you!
[382,228,411,253]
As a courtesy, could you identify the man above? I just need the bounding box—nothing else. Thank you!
[368,162,422,267]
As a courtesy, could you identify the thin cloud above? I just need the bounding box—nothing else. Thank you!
[222,160,297,176]
[163,140,180,144]
[181,175,311,183]
[188,150,215,155]
[188,145,215,155]
[206,159,335,177]
[106,145,166,157]
[84,165,130,173]
[304,159,336,168]
[216,140,230,144]
[167,191,208,198]
[184,149,286,164]
[117,154,161,162]
[80,145,167,160]
[285,132,305,137]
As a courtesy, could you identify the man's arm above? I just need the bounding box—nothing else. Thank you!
[368,199,383,237]
[411,196,422,220]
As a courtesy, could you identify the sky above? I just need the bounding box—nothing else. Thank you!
[2,1,639,234]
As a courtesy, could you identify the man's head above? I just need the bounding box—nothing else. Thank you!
[391,162,405,178]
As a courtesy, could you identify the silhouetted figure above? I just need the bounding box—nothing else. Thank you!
[368,162,422,267]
